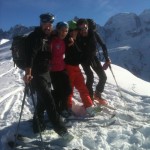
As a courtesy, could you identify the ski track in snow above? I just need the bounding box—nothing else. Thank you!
[0,42,150,149]
[0,68,15,78]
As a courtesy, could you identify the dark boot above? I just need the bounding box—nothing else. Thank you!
[53,118,74,141]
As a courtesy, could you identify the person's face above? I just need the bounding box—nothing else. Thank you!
[78,23,88,37]
[58,27,68,39]
[41,23,53,35]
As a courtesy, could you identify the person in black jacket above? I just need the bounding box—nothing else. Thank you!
[23,13,73,141]
[76,18,111,105]
[65,20,101,116]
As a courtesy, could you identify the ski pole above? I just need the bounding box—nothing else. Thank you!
[109,64,125,99]
[109,65,121,93]
[109,65,128,110]
[14,84,28,146]
[29,83,44,149]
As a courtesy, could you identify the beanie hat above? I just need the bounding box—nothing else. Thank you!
[40,13,55,24]
[68,20,77,30]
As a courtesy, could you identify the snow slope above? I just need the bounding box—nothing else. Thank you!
[0,40,150,150]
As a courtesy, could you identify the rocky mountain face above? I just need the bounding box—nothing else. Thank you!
[97,9,150,82]
[0,24,34,39]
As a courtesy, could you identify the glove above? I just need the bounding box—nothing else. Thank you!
[103,59,111,70]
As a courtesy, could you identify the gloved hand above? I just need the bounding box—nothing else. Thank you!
[103,58,111,70]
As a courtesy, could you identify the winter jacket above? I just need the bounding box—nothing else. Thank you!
[65,37,83,65]
[26,27,51,75]
[76,30,109,64]
[49,37,66,71]
[76,30,97,65]
[94,31,109,61]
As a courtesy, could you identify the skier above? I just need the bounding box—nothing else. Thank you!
[76,18,111,105]
[65,20,101,116]
[23,13,73,140]
[49,21,72,118]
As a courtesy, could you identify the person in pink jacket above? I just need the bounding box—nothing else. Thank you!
[49,22,72,118]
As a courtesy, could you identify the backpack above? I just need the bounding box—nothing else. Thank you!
[10,35,27,70]
[86,18,97,31]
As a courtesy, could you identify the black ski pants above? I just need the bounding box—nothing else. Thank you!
[81,56,107,99]
[50,70,72,113]
[31,72,67,134]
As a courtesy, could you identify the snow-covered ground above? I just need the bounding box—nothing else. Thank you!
[0,40,150,150]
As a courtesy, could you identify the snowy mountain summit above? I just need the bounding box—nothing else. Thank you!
[104,12,142,43]
[101,9,150,82]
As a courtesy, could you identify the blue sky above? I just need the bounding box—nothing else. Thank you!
[0,0,150,31]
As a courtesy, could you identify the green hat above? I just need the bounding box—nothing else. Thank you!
[68,20,77,30]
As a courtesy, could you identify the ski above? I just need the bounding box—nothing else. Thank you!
[102,104,116,110]
[66,114,116,127]
[7,134,47,150]
[97,119,116,127]
[8,131,73,149]
[85,119,116,128]
[12,141,43,150]
[95,114,116,127]
[65,116,98,121]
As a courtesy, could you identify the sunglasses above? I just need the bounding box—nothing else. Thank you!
[78,27,88,31]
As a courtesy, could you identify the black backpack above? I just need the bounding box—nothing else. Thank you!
[10,35,27,70]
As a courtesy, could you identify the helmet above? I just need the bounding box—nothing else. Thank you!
[40,13,55,23]
[68,20,77,30]
[56,22,69,29]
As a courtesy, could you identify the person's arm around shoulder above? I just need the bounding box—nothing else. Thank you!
[68,37,74,47]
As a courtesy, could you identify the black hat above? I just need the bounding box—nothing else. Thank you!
[77,18,88,26]
[40,13,55,24]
